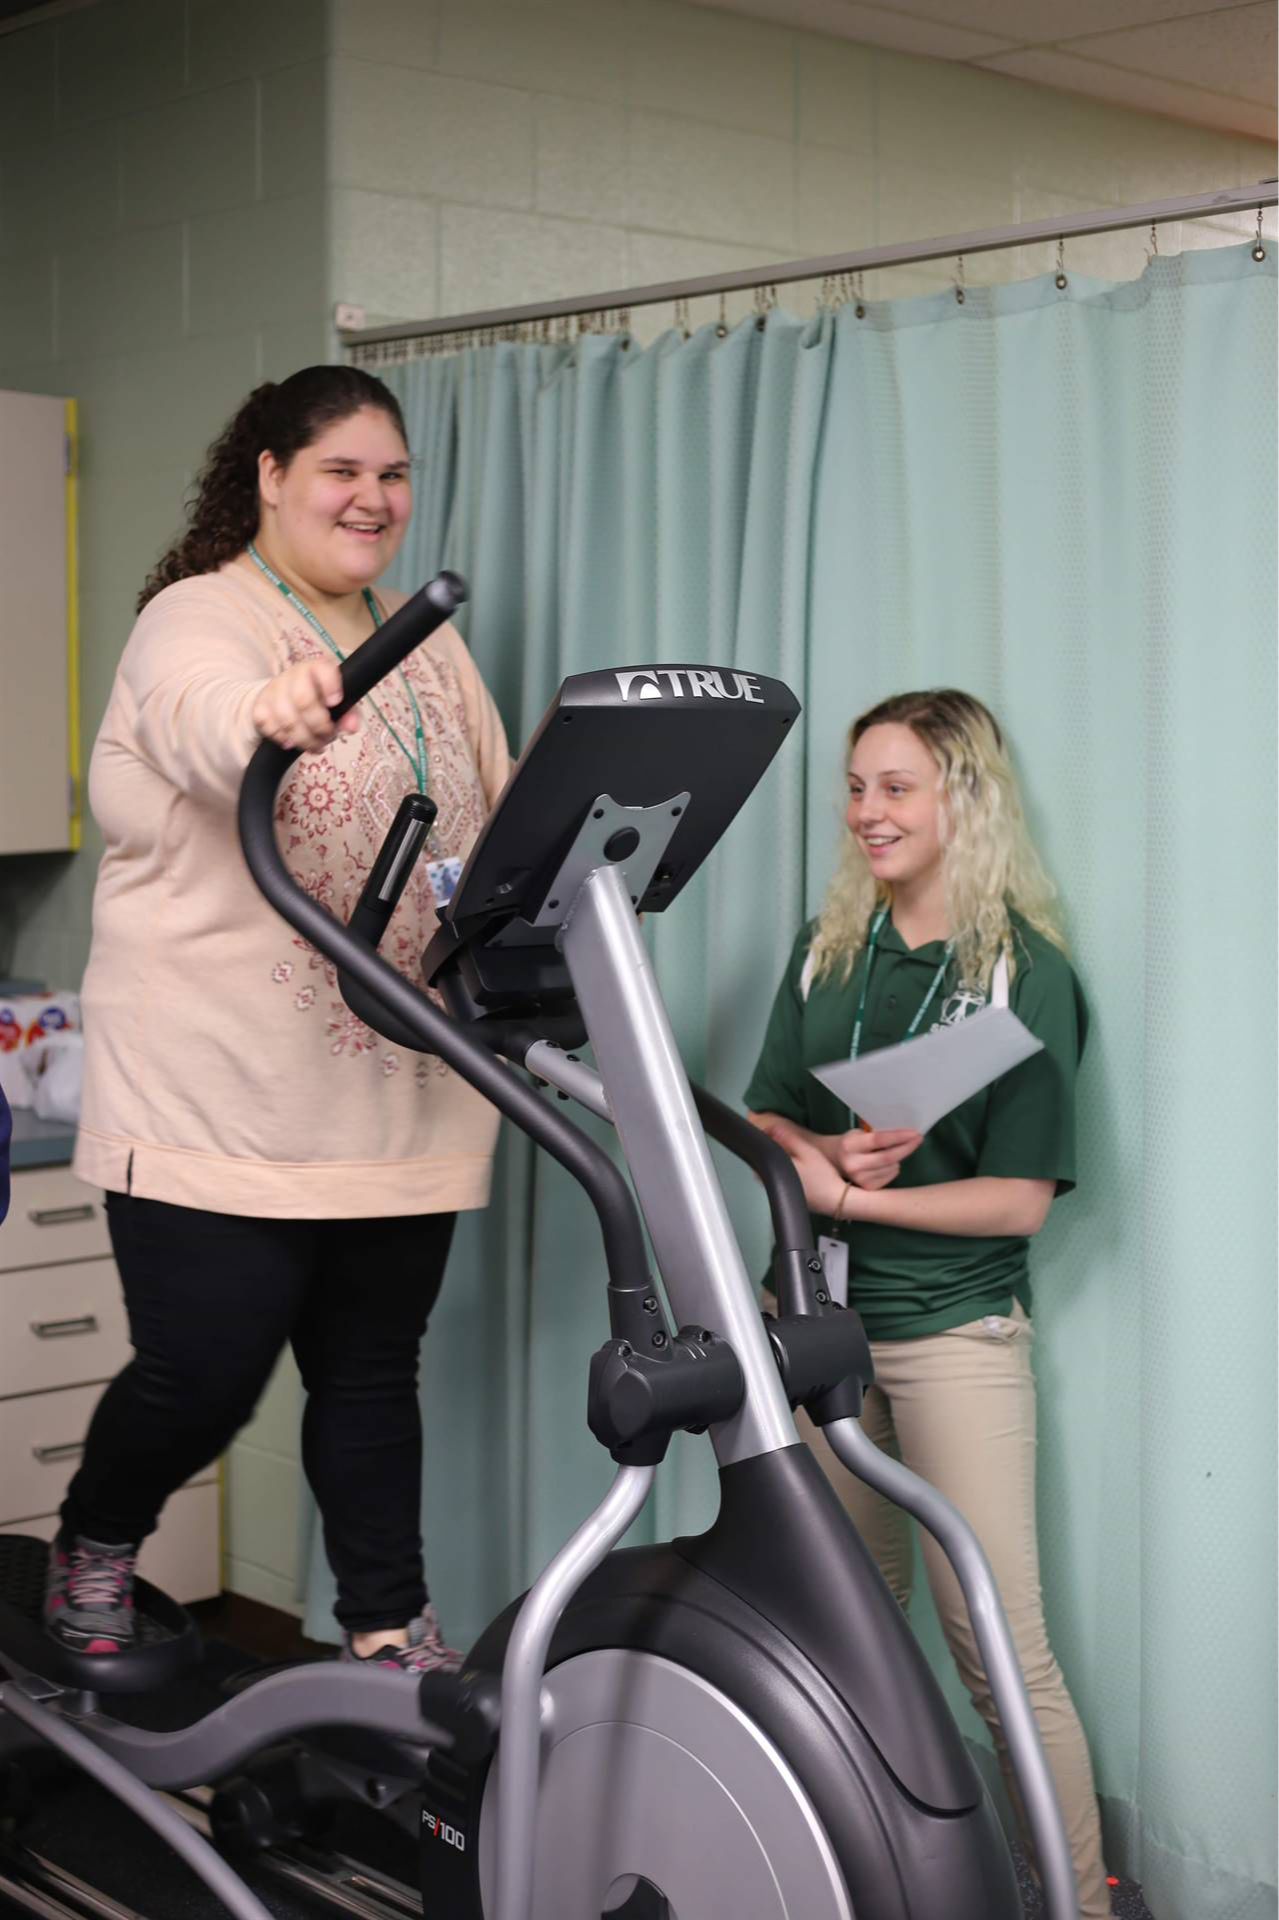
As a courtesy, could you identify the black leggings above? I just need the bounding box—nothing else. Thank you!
[61,1194,456,1632]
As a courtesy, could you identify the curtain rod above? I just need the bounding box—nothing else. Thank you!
[339,181,1275,349]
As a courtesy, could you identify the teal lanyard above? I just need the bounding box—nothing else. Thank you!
[849,908,954,1059]
[246,543,428,795]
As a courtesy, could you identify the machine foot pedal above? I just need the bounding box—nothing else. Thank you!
[0,1533,200,1695]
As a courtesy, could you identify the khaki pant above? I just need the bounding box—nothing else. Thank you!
[791,1302,1110,1920]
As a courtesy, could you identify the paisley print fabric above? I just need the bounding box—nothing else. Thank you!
[272,615,489,1080]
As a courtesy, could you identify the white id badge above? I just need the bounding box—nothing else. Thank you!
[426,856,463,907]
[817,1235,849,1308]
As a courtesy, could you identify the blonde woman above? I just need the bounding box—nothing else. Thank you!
[746,690,1111,1920]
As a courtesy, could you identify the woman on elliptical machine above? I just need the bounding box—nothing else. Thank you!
[48,366,509,1678]
[746,688,1112,1919]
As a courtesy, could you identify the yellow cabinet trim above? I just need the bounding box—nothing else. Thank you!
[64,397,81,850]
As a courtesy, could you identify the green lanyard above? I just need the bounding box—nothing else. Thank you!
[849,907,954,1059]
[246,543,428,795]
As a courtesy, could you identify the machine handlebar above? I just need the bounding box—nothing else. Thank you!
[237,573,654,1300]
[334,570,466,716]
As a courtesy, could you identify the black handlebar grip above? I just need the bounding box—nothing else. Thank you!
[347,791,439,950]
[238,567,656,1305]
[689,1081,813,1257]
[332,570,467,720]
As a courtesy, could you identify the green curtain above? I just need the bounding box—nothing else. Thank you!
[303,244,1276,1920]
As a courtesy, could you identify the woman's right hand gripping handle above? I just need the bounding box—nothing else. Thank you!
[252,657,361,755]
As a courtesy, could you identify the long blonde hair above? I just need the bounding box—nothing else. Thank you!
[809,690,1066,988]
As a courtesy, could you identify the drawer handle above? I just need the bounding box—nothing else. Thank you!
[28,1205,96,1227]
[31,1316,100,1339]
[33,1442,85,1464]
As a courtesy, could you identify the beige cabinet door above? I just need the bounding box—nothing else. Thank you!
[0,389,76,855]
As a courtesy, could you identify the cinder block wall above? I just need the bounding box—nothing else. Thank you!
[328,0,1274,339]
[0,0,331,1617]
[0,0,330,987]
[0,0,1272,1617]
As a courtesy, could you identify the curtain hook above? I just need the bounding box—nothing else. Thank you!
[854,269,866,318]
[1253,206,1267,261]
[1148,220,1159,262]
[954,253,965,304]
[674,296,690,338]
[716,289,728,339]
[1055,236,1068,290]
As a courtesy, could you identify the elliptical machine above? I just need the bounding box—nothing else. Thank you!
[0,573,1078,1920]
[239,578,1078,1920]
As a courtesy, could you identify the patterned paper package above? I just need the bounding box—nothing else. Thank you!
[0,992,81,1056]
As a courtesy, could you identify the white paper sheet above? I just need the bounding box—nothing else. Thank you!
[810,1007,1043,1135]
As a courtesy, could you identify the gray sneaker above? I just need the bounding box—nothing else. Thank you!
[44,1534,138,1654]
[339,1603,462,1676]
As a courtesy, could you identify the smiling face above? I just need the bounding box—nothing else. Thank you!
[846,721,946,895]
[255,405,412,598]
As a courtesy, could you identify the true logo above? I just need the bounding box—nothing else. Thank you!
[614,668,764,704]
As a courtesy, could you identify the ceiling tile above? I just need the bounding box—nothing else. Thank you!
[689,0,1013,58]
[716,0,1261,51]
[1063,5,1277,105]
[977,46,1277,139]
[848,0,1248,43]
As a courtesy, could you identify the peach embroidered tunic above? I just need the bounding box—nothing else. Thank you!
[74,555,510,1219]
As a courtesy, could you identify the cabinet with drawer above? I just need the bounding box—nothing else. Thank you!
[2,1166,112,1269]
[0,1165,220,1604]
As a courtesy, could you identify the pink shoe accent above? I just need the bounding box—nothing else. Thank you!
[44,1534,139,1652]
[339,1604,462,1677]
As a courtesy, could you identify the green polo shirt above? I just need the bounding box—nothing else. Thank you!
[744,912,1088,1340]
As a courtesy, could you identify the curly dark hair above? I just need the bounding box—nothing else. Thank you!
[137,366,409,612]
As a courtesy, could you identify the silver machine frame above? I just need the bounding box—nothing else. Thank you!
[492,858,1078,1920]
[224,592,1078,1920]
